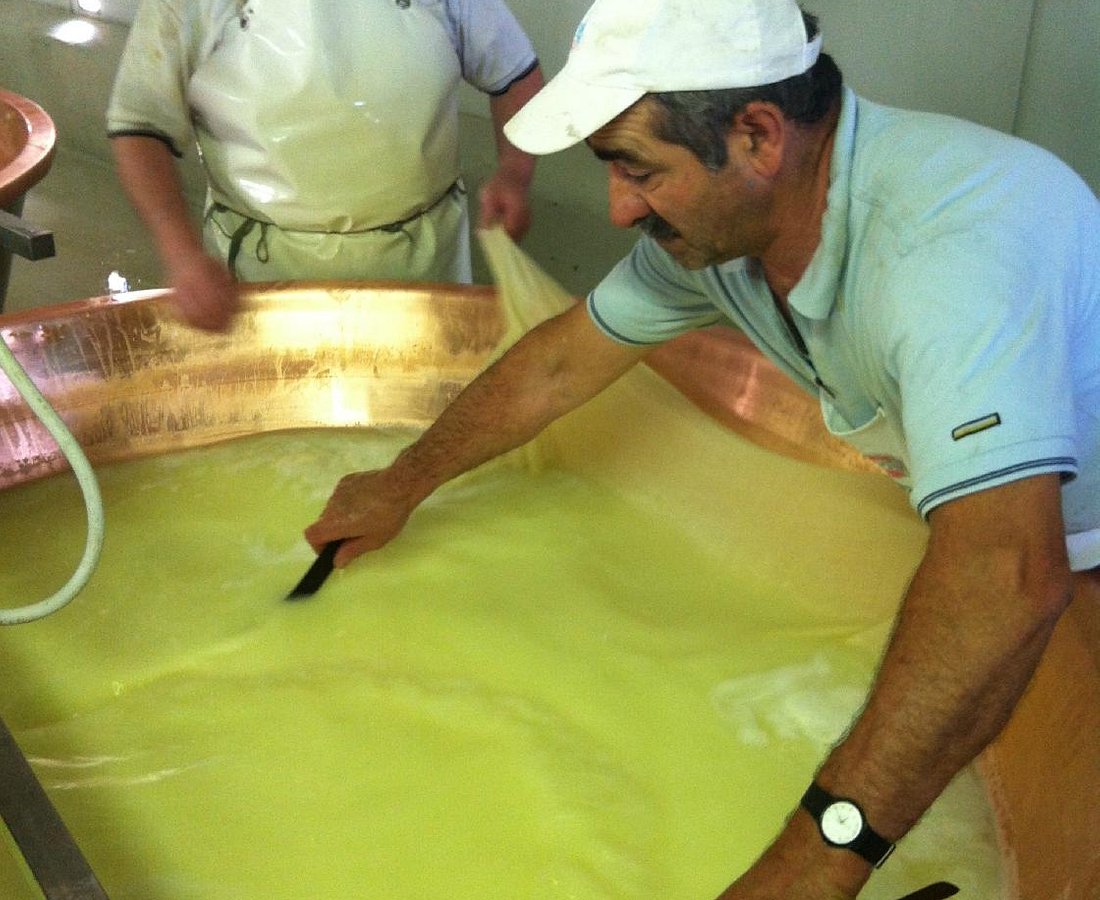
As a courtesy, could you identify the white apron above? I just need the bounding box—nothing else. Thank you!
[188,0,471,282]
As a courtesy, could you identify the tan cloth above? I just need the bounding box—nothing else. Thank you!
[476,225,575,350]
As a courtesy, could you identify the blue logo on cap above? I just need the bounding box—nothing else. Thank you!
[572,20,587,50]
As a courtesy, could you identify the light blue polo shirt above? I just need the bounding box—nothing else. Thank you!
[588,87,1100,571]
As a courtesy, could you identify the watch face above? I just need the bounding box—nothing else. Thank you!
[821,800,863,845]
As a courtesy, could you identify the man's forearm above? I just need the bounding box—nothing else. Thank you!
[489,66,544,183]
[718,475,1074,899]
[388,302,646,504]
[111,134,205,266]
[816,476,1073,842]
[304,304,648,564]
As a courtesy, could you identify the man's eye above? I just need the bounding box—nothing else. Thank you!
[615,162,652,184]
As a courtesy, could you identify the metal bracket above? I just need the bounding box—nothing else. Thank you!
[0,207,55,261]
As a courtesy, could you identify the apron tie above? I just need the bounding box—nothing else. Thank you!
[377,180,465,236]
[204,181,464,274]
[205,203,271,276]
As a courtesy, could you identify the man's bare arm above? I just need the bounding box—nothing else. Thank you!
[480,66,545,240]
[111,135,239,330]
[305,302,650,567]
[719,472,1074,898]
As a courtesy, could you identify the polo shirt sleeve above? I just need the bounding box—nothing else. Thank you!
[885,234,1078,520]
[448,0,538,95]
[106,0,197,157]
[587,238,725,346]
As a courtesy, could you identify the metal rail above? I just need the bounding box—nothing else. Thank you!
[0,715,108,899]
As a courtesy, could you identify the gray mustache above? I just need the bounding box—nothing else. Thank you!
[638,213,679,241]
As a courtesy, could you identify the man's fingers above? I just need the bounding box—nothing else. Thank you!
[333,535,373,569]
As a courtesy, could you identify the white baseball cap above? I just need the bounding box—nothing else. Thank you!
[504,0,822,155]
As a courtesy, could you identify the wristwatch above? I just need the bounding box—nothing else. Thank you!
[800,781,895,868]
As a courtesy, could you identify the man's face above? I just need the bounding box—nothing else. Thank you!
[587,99,768,270]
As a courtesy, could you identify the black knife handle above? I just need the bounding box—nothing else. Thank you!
[286,539,344,599]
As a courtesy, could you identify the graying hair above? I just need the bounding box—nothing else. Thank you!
[648,12,842,170]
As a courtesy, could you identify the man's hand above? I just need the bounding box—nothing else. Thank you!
[303,468,418,569]
[167,251,241,332]
[478,167,533,242]
[714,809,868,899]
[111,135,241,332]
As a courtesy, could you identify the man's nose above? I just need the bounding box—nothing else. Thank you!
[607,172,651,230]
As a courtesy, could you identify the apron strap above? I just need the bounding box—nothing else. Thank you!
[204,181,464,274]
[377,180,465,235]
[205,203,270,277]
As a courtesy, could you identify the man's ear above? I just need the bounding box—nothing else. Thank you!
[728,101,785,177]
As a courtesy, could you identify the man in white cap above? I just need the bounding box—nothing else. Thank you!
[307,0,1100,896]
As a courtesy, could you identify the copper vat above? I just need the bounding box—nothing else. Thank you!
[0,88,56,212]
[0,283,1095,898]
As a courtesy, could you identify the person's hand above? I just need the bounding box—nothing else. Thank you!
[478,167,533,242]
[303,468,418,568]
[167,251,241,332]
[715,864,853,900]
[713,812,868,900]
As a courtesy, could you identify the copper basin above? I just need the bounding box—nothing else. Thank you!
[0,283,1095,898]
[0,89,56,211]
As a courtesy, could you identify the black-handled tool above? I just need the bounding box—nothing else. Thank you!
[286,540,344,600]
[895,883,959,900]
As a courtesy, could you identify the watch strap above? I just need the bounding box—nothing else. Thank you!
[800,781,895,868]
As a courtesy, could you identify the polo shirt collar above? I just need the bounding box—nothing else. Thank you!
[787,86,858,321]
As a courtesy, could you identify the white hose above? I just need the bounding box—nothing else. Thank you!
[0,336,104,625]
